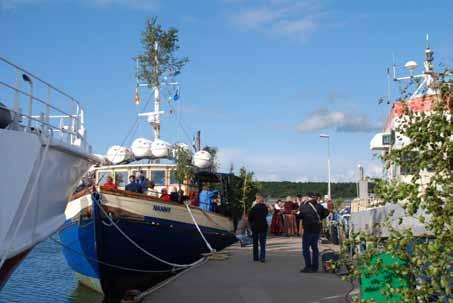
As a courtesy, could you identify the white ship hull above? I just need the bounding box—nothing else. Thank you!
[0,129,95,288]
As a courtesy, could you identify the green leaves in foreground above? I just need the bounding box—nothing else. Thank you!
[340,81,452,302]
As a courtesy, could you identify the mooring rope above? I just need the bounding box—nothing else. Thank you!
[184,203,216,253]
[92,194,207,269]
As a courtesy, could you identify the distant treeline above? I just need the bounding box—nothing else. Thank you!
[256,181,368,199]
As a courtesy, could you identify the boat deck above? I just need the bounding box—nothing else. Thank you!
[141,237,354,303]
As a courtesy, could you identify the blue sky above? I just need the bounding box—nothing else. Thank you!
[2,0,453,181]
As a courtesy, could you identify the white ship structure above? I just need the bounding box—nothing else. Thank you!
[351,37,452,236]
[0,56,98,289]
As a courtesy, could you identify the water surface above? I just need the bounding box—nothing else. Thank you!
[0,238,103,303]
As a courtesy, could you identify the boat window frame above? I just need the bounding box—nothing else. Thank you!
[150,169,166,186]
[97,170,113,186]
[114,170,128,189]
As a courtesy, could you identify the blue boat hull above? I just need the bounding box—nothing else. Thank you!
[59,194,237,298]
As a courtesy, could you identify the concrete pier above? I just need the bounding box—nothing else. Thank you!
[142,237,353,303]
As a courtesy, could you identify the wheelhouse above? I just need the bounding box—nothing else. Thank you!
[94,163,190,194]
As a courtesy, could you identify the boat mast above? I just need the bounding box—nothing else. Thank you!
[153,41,161,140]
[136,41,163,141]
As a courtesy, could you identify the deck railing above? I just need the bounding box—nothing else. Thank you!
[0,56,91,154]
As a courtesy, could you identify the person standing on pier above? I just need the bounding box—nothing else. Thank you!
[248,194,268,263]
[299,193,329,273]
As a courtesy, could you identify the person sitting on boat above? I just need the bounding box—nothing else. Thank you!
[199,184,214,212]
[125,175,143,193]
[179,189,189,204]
[170,186,179,202]
[135,171,149,193]
[160,188,171,202]
[102,176,117,191]
[146,181,158,197]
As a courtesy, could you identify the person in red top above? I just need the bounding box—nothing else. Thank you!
[160,188,171,202]
[102,176,117,190]
[189,190,199,207]
[283,196,297,236]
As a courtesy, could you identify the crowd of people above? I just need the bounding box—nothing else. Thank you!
[270,193,332,237]
[239,193,332,272]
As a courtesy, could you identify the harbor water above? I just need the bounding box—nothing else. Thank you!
[0,238,103,303]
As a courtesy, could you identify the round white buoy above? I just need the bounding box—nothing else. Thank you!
[106,145,134,164]
[151,139,171,158]
[131,137,153,158]
[193,150,213,169]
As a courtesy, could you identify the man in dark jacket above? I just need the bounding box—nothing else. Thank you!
[299,193,329,272]
[125,175,142,193]
[248,195,268,262]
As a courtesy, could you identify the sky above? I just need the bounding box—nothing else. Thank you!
[2,0,453,182]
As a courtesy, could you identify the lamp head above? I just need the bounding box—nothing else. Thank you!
[22,74,32,83]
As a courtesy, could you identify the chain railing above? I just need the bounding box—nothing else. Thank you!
[0,55,91,154]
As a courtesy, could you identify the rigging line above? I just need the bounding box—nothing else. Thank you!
[49,236,180,273]
[161,86,195,143]
[165,98,194,145]
[96,93,153,186]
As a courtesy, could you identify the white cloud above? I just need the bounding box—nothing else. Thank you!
[0,0,42,10]
[0,0,159,10]
[296,108,381,133]
[229,1,324,39]
[272,18,316,36]
[91,0,158,10]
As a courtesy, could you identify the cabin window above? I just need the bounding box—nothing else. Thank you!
[400,152,417,175]
[98,171,112,186]
[131,169,147,178]
[115,171,128,188]
[151,170,165,186]
[170,170,178,185]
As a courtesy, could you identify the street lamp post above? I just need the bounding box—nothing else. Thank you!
[320,134,331,199]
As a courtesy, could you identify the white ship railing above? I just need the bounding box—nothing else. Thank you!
[0,56,91,154]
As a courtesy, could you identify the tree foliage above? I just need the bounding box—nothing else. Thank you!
[138,17,189,87]
[257,181,365,199]
[341,80,453,302]
[174,147,194,190]
[228,167,258,217]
